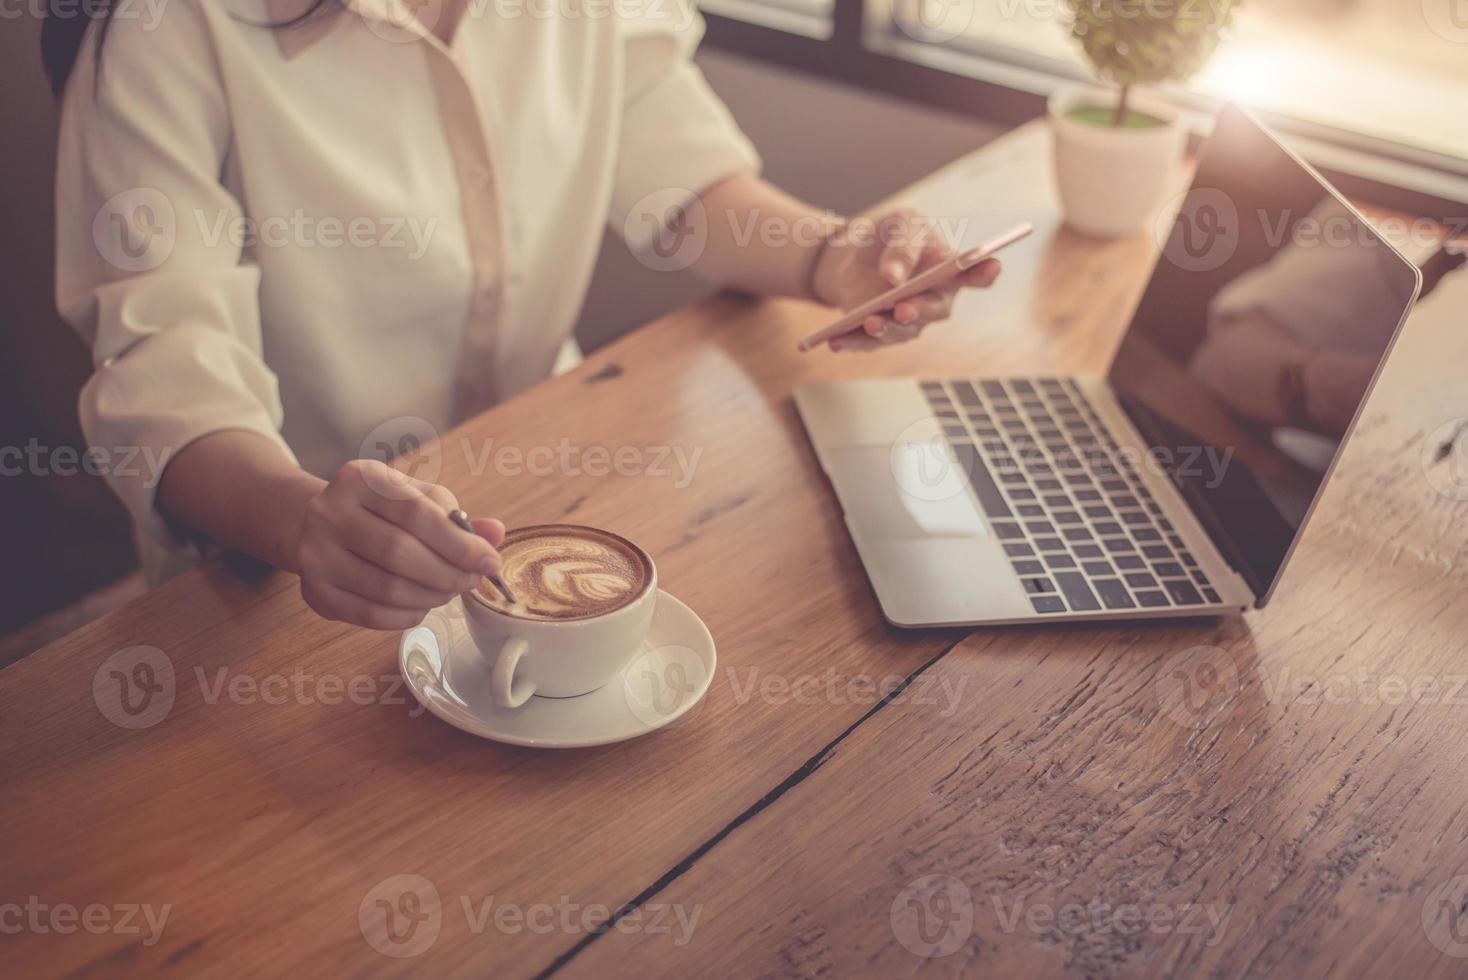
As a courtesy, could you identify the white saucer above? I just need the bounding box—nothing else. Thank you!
[399,590,715,748]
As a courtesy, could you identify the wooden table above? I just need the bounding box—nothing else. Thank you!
[5,122,1468,978]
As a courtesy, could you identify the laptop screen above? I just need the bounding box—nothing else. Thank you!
[1107,105,1421,600]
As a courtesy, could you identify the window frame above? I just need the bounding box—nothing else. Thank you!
[700,0,1468,217]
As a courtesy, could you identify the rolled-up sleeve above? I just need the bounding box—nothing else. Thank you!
[55,1,295,569]
[609,0,762,252]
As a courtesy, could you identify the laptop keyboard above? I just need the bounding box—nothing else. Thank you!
[920,378,1223,615]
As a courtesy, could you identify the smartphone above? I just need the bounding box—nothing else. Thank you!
[796,221,1033,353]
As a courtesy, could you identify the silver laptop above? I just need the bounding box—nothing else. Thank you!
[794,105,1423,627]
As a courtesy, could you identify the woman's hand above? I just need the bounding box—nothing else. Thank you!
[810,207,1002,352]
[294,458,505,630]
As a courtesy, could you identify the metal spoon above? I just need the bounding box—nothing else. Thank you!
[447,508,518,605]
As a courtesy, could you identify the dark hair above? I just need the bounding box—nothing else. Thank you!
[41,0,335,97]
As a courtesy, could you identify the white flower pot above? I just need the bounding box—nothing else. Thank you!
[1048,87,1187,239]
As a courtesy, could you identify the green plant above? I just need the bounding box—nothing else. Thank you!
[1065,0,1238,126]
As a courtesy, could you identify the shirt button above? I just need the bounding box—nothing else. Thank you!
[466,165,491,187]
[473,288,495,312]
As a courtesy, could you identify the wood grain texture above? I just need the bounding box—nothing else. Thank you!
[559,211,1468,978]
[5,120,1462,978]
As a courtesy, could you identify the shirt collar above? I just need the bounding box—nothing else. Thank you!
[262,0,434,60]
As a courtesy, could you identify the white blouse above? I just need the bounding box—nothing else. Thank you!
[55,0,760,581]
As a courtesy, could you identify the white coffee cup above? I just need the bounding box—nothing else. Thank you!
[462,532,657,708]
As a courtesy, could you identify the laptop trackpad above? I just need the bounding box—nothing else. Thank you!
[821,445,989,541]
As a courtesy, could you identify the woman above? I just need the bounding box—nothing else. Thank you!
[45,0,1001,629]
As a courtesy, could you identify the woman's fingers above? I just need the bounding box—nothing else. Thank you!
[959,257,1002,288]
[352,469,501,576]
[835,319,915,350]
[876,208,930,285]
[294,459,515,631]
[893,287,956,328]
[306,543,459,610]
[338,506,482,594]
[828,331,884,352]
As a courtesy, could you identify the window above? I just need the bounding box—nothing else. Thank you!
[704,0,1468,174]
[702,0,835,38]
[887,0,1468,163]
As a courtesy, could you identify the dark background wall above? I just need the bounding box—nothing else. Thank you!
[0,18,1000,640]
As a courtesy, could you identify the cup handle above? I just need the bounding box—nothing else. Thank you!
[490,637,535,709]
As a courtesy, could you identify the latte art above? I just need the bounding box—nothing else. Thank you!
[477,525,652,621]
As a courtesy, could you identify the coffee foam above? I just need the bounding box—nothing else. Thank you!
[477,525,651,621]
